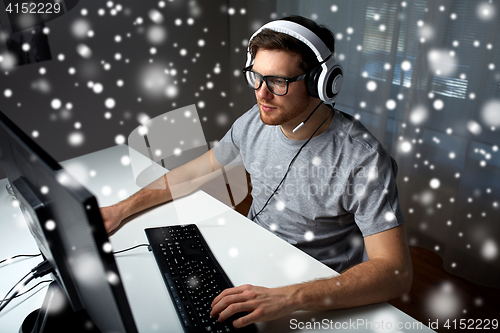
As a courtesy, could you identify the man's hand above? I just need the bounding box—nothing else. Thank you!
[210,284,298,328]
[100,205,125,234]
[208,226,412,328]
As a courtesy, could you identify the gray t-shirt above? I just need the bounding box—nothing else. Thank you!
[214,104,404,272]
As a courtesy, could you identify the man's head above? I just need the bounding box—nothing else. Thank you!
[244,16,342,129]
[248,16,335,75]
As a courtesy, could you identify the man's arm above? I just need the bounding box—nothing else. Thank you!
[210,224,412,328]
[101,148,225,233]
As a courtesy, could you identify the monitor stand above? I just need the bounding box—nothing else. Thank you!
[20,281,101,333]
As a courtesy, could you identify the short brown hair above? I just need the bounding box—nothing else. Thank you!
[248,15,335,73]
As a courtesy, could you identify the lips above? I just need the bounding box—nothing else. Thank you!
[260,103,276,112]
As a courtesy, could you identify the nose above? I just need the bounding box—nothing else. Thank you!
[256,81,274,100]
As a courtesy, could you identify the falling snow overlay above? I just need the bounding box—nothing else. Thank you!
[0,0,240,167]
[0,0,499,330]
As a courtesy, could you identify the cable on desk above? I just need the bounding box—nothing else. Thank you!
[0,260,54,313]
[0,280,51,302]
[0,253,41,265]
[0,271,32,307]
[0,272,36,312]
[113,243,151,255]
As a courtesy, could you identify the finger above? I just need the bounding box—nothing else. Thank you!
[231,309,262,329]
[211,285,249,307]
[217,301,257,323]
[211,293,243,317]
[210,291,256,318]
[211,288,234,307]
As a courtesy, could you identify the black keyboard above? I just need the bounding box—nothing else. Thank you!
[145,224,258,333]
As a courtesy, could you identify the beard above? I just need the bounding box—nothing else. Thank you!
[257,98,311,126]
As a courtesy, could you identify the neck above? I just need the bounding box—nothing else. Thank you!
[280,102,333,140]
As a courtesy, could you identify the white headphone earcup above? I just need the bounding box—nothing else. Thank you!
[318,58,343,103]
[332,70,343,95]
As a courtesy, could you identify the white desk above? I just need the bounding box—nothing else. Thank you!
[0,145,435,332]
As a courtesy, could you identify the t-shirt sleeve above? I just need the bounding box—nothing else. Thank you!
[212,124,239,165]
[213,104,260,165]
[342,148,405,237]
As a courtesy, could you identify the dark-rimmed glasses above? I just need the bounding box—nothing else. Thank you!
[242,66,307,96]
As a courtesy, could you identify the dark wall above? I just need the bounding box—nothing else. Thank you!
[0,0,279,179]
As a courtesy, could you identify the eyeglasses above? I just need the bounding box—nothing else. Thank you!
[242,66,307,96]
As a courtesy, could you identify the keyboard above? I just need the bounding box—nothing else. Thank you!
[145,224,258,333]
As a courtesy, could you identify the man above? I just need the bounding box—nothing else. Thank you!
[101,15,412,329]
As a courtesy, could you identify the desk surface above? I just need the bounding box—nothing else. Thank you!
[0,145,435,332]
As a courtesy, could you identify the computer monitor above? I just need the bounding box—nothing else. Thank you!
[0,109,138,332]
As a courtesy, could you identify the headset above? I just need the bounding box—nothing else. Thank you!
[245,20,343,104]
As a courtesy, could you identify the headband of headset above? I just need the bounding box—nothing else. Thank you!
[245,20,343,103]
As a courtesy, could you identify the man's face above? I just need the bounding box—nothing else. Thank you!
[252,49,312,126]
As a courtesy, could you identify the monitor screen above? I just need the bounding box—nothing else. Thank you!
[0,109,138,333]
